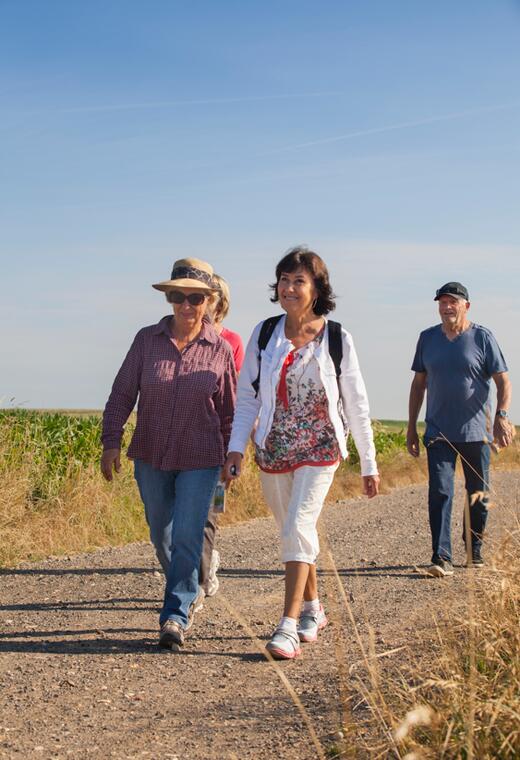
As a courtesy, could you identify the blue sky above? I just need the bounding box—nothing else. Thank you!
[1,1,519,421]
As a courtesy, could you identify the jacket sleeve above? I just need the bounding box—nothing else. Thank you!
[101,330,144,450]
[213,349,238,452]
[339,330,378,476]
[227,322,263,455]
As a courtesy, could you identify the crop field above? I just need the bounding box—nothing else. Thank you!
[0,409,517,568]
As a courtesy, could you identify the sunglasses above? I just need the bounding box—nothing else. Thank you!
[166,291,208,306]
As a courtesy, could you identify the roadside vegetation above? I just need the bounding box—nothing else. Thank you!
[328,522,520,759]
[1,409,518,567]
[0,409,431,567]
[1,409,519,757]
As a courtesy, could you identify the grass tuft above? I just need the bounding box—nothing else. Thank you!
[329,528,520,758]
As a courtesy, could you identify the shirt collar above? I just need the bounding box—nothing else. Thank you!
[152,315,218,343]
[199,318,218,343]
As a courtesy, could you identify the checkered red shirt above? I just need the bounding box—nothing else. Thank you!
[102,316,237,471]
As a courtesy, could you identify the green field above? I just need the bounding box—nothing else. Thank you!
[1,409,517,567]
[0,410,410,499]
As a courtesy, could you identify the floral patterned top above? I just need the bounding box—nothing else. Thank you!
[255,330,340,473]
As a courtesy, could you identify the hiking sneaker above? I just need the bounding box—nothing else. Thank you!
[159,620,184,650]
[206,550,220,597]
[297,605,328,643]
[266,628,302,660]
[425,558,454,577]
[186,586,205,631]
[465,549,484,568]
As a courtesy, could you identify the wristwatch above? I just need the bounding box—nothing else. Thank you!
[496,409,508,419]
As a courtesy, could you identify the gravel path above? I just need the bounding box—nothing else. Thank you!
[1,471,519,759]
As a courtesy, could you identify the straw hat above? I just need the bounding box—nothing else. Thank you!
[152,258,219,293]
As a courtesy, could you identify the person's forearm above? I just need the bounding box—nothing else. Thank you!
[408,382,425,428]
[494,373,512,412]
[102,391,135,450]
[492,372,514,449]
[102,332,143,449]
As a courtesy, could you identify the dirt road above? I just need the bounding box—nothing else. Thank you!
[1,472,519,759]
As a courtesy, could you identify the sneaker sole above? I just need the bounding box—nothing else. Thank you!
[425,564,453,578]
[185,590,205,631]
[265,644,301,660]
[159,633,184,650]
[193,598,204,613]
[205,578,219,597]
[206,551,220,597]
[298,619,328,643]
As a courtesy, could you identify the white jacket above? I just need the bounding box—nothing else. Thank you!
[228,315,378,476]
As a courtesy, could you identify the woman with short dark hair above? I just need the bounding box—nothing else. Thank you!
[270,247,336,316]
[224,246,379,660]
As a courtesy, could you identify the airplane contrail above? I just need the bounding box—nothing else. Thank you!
[49,91,342,115]
[263,101,520,154]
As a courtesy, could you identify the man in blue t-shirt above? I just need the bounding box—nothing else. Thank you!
[407,282,513,577]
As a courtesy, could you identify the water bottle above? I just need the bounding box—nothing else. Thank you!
[212,481,226,513]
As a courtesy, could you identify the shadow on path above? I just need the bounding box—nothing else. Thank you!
[220,564,425,579]
[0,597,159,613]
[0,567,155,577]
[0,630,266,659]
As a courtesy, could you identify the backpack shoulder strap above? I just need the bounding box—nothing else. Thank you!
[327,320,343,383]
[258,315,283,352]
[252,315,284,397]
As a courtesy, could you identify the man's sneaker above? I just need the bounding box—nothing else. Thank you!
[159,620,184,650]
[466,550,484,568]
[425,558,454,577]
[266,628,302,660]
[206,550,220,597]
[297,605,328,643]
[186,586,205,631]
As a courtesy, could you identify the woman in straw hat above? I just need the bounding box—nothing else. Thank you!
[101,258,237,650]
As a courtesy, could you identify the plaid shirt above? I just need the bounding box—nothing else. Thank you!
[102,316,237,471]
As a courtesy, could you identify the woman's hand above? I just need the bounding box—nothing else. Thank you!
[363,474,380,499]
[101,448,121,482]
[223,452,243,488]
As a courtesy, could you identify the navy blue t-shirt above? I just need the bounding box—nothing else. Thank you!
[411,323,508,442]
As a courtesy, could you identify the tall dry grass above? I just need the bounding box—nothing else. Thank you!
[1,409,518,568]
[0,412,417,565]
[0,410,148,566]
[0,458,148,567]
[326,513,520,758]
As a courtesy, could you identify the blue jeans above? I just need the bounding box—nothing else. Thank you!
[133,459,220,627]
[424,438,490,562]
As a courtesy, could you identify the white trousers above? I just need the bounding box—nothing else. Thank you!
[259,464,338,564]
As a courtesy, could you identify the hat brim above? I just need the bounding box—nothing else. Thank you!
[434,293,467,301]
[152,278,217,293]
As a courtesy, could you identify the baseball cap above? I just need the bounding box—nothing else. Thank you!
[434,282,469,301]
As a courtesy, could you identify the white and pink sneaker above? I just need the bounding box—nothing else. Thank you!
[266,628,302,660]
[297,604,328,642]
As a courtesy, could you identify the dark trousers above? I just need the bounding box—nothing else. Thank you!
[200,509,219,593]
[425,438,490,562]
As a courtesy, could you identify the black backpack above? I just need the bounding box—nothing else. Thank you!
[251,316,343,397]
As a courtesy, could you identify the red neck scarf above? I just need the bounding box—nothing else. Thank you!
[277,350,296,409]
